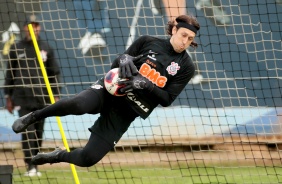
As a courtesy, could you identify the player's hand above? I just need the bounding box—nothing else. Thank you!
[118,54,142,78]
[118,73,154,93]
[5,96,14,114]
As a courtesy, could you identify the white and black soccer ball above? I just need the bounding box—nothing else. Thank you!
[104,68,126,96]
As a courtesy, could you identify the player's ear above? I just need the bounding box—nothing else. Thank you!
[172,26,177,35]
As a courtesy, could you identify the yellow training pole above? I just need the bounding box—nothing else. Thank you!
[28,24,80,184]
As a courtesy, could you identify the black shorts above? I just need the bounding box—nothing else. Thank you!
[87,82,139,147]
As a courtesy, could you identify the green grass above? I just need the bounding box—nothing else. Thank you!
[12,165,282,184]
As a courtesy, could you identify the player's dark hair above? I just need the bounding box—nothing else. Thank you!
[166,15,200,48]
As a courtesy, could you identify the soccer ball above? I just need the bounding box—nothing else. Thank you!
[104,68,126,96]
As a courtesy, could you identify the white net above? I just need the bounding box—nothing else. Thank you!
[0,0,282,183]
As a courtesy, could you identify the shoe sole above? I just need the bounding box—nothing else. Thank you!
[12,120,28,133]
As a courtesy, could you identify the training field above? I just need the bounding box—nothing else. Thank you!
[1,0,282,183]
[2,136,282,183]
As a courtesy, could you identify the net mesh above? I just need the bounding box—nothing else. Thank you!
[0,0,281,183]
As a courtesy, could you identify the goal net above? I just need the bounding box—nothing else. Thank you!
[0,0,281,183]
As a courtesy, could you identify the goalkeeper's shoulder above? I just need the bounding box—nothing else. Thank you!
[136,35,159,42]
[133,35,161,47]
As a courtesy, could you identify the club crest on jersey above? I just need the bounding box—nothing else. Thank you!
[166,62,180,76]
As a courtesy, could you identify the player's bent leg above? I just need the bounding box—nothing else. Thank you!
[59,133,113,167]
[14,88,105,134]
[31,133,113,167]
[12,112,38,133]
[34,88,104,119]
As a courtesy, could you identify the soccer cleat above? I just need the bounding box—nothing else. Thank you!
[31,147,63,165]
[12,112,37,133]
[23,168,42,177]
[81,33,106,55]
[78,31,92,50]
[90,33,106,47]
[189,74,204,85]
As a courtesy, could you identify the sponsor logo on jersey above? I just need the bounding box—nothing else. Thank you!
[139,63,167,88]
[166,62,180,76]
[126,92,149,112]
[149,50,156,54]
[91,84,103,89]
[145,59,156,68]
[147,50,158,61]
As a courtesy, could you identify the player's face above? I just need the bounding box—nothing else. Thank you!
[24,23,41,41]
[170,27,196,53]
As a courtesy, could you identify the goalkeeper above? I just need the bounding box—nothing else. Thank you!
[12,15,200,167]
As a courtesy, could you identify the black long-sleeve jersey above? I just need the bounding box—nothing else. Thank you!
[110,35,195,119]
[4,38,61,108]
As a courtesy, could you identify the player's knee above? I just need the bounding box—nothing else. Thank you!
[82,156,100,167]
[81,150,102,167]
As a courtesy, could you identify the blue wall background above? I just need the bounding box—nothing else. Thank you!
[0,0,281,141]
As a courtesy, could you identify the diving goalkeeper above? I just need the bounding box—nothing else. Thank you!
[12,14,200,167]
